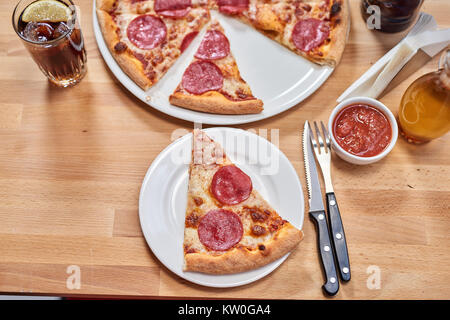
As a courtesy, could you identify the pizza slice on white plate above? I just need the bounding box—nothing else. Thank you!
[182,129,303,274]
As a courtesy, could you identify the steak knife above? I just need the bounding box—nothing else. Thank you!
[302,121,339,296]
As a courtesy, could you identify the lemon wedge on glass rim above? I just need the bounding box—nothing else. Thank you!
[21,0,72,23]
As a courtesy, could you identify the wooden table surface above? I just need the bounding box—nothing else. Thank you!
[0,0,449,299]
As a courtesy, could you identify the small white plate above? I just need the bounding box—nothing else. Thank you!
[93,2,334,125]
[139,127,304,288]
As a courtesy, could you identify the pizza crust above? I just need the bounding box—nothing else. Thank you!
[96,0,116,12]
[169,91,263,114]
[319,0,350,67]
[184,222,303,274]
[96,9,155,90]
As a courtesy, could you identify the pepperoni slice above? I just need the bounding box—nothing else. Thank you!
[182,60,223,94]
[154,0,191,11]
[198,209,243,251]
[154,0,191,18]
[194,30,230,60]
[217,0,249,14]
[291,18,330,52]
[180,31,198,53]
[210,165,252,205]
[127,15,167,50]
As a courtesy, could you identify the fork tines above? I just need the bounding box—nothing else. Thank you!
[310,121,331,155]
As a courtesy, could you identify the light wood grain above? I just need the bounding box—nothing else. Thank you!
[0,0,449,299]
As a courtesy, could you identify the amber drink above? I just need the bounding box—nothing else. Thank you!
[13,0,87,87]
[398,49,450,143]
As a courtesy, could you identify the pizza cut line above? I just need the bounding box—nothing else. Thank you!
[96,0,349,114]
[183,129,304,274]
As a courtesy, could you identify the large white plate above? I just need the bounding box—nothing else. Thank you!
[138,127,304,288]
[92,2,334,125]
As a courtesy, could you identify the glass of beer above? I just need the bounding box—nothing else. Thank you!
[12,0,87,87]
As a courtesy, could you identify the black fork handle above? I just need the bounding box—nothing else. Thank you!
[326,192,351,282]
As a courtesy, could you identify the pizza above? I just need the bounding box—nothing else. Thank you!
[214,0,349,66]
[96,0,349,112]
[96,0,210,90]
[183,129,303,274]
[169,20,263,114]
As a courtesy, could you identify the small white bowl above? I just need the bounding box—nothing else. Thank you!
[328,97,398,165]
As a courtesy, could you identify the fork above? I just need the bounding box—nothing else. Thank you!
[310,121,351,282]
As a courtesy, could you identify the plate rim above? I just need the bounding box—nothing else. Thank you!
[92,2,335,125]
[138,127,304,288]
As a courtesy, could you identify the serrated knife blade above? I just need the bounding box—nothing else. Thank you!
[303,121,325,213]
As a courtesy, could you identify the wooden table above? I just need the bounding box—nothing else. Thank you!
[0,0,449,299]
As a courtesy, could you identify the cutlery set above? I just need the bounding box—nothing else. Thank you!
[304,12,450,295]
[303,121,350,296]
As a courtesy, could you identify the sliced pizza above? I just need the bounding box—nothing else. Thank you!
[169,20,263,114]
[97,0,209,15]
[96,0,210,90]
[214,0,349,66]
[183,129,303,274]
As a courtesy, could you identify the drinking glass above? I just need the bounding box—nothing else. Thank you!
[12,0,87,87]
[361,0,424,33]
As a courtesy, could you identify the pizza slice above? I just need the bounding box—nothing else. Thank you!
[169,20,263,114]
[97,0,209,15]
[183,129,303,274]
[96,0,210,90]
[214,0,349,66]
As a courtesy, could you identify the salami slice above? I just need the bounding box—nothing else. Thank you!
[182,60,223,95]
[291,18,330,52]
[180,31,198,53]
[127,15,167,50]
[198,209,243,251]
[154,0,191,18]
[210,165,252,205]
[194,30,230,60]
[217,0,249,14]
[154,0,191,11]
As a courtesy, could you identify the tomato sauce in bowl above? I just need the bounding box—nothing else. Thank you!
[332,104,392,157]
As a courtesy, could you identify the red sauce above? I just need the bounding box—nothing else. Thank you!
[333,104,392,157]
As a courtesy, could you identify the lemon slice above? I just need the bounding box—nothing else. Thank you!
[21,0,71,23]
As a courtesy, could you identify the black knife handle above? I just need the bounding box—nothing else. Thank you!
[326,192,351,282]
[309,210,339,296]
